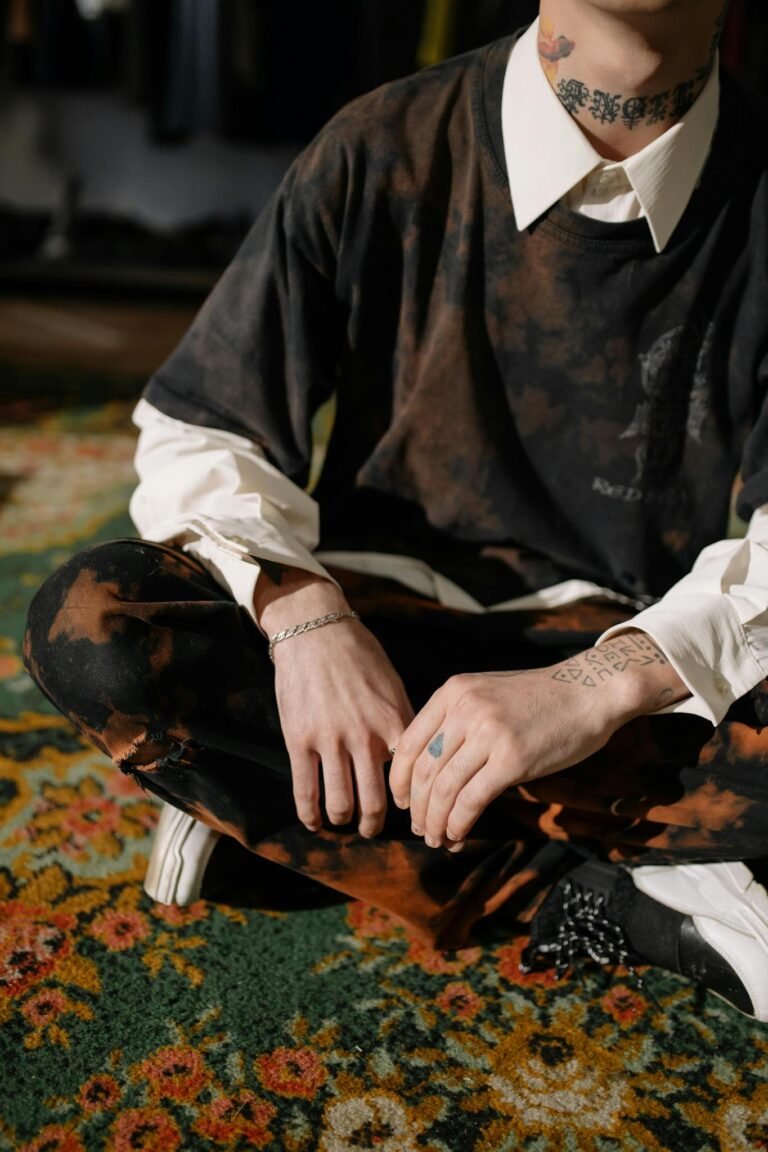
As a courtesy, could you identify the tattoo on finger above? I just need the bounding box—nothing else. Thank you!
[428,732,445,759]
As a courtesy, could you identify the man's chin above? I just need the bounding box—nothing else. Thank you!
[579,0,702,14]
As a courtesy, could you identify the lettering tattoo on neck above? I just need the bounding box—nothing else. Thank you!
[555,74,703,129]
[546,2,728,130]
[552,633,672,702]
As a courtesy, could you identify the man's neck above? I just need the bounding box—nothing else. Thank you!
[537,0,727,161]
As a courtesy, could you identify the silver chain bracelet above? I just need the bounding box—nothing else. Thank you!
[268,610,361,662]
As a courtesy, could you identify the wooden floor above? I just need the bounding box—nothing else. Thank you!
[0,295,198,380]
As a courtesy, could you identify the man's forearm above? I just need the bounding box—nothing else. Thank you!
[554,629,690,721]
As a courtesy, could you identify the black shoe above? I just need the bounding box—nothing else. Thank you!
[521,858,768,1021]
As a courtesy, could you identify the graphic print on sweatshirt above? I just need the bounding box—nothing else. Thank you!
[593,321,717,500]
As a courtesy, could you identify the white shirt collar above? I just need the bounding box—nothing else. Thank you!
[502,19,720,252]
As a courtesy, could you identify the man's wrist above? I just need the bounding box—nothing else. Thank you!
[268,609,361,662]
[552,629,690,723]
[254,563,350,637]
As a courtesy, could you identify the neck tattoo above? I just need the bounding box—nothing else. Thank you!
[555,75,703,129]
[538,3,728,131]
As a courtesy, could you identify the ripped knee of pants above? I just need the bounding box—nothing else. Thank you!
[116,728,191,789]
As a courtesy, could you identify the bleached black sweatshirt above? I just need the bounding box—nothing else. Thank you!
[145,36,768,606]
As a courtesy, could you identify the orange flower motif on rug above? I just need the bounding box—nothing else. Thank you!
[0,902,77,999]
[136,1044,211,1104]
[77,1074,122,1113]
[12,774,155,864]
[256,1047,327,1100]
[89,908,151,952]
[18,1124,86,1152]
[109,1107,182,1152]
[194,1091,277,1148]
[601,983,648,1025]
[435,982,484,1021]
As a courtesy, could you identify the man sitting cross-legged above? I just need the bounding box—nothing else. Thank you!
[24,0,768,1021]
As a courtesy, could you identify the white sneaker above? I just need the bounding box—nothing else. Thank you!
[144,802,221,906]
[632,861,768,1021]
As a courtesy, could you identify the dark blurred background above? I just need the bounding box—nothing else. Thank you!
[0,0,759,383]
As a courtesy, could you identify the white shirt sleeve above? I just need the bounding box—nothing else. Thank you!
[129,398,337,625]
[598,507,768,725]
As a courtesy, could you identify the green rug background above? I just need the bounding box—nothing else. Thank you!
[1,379,767,1152]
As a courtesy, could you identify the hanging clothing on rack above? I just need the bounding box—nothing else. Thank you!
[74,0,129,19]
[417,0,458,69]
[161,0,219,140]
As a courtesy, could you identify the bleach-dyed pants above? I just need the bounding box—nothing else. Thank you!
[23,539,768,948]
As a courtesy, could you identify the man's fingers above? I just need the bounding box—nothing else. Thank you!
[290,749,321,831]
[422,745,485,846]
[321,748,356,826]
[352,752,388,839]
[389,695,450,807]
[408,729,466,836]
[444,762,508,844]
[293,722,406,837]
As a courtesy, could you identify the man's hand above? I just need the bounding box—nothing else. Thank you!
[256,565,413,838]
[389,631,689,851]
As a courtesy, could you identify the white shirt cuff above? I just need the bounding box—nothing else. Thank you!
[598,593,766,725]
[181,523,338,625]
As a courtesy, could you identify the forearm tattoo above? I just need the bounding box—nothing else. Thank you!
[552,633,668,689]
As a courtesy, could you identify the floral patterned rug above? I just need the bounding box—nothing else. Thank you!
[1,380,767,1152]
